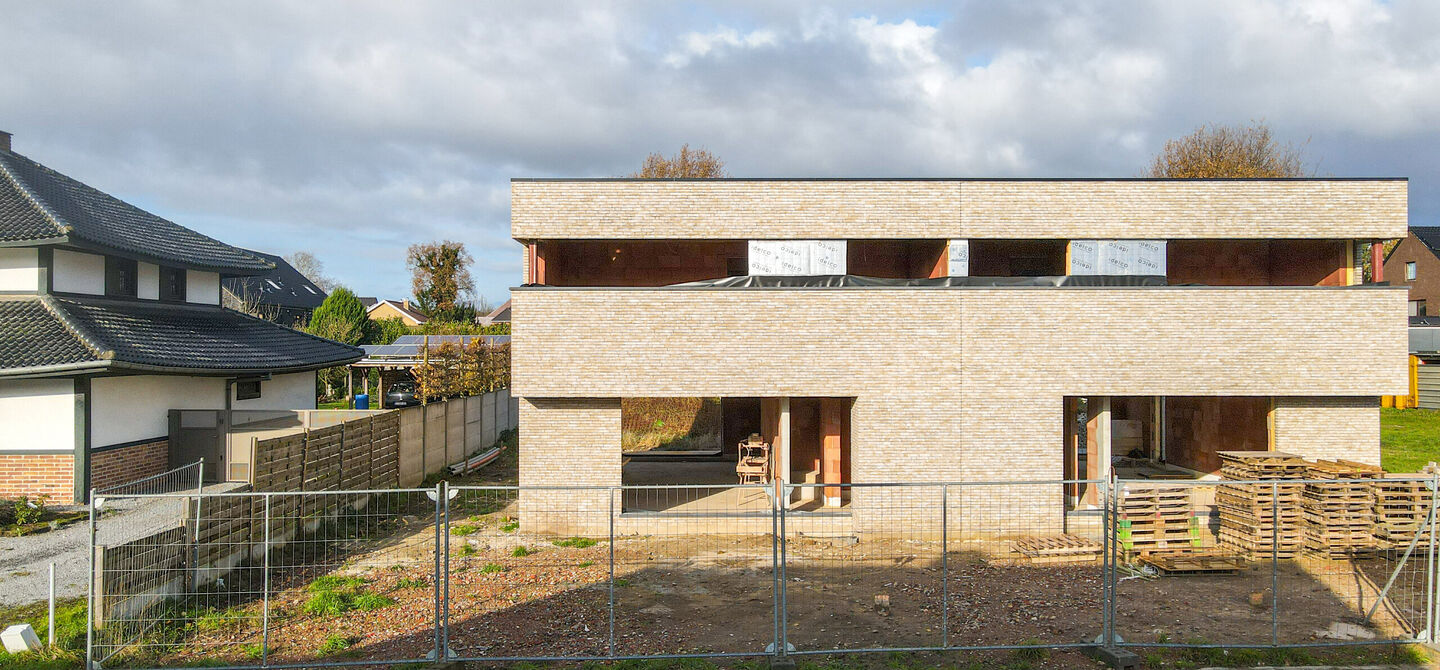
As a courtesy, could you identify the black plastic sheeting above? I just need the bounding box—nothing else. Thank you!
[670,274,1170,288]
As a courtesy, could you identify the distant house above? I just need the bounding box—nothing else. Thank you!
[0,132,362,503]
[221,249,328,327]
[1384,226,1440,317]
[363,298,429,326]
[477,299,510,326]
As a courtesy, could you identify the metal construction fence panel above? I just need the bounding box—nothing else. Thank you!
[85,477,1440,669]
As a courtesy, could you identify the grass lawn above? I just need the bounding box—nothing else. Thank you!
[1381,407,1440,473]
[0,598,86,670]
[317,400,348,410]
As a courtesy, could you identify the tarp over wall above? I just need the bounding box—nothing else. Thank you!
[671,274,1169,288]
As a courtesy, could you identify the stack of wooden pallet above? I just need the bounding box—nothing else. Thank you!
[1302,459,1382,558]
[1116,482,1198,554]
[1217,451,1307,559]
[1012,534,1103,564]
[1374,475,1437,548]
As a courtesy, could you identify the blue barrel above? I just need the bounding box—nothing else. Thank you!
[354,394,369,410]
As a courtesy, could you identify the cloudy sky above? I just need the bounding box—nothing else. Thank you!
[3,1,1439,303]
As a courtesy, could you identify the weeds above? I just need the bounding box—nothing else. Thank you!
[500,519,519,533]
[302,574,393,616]
[552,537,597,548]
[318,633,357,656]
[512,545,534,557]
[480,563,505,574]
[394,577,428,589]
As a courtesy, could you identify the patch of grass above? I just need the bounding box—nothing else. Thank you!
[302,591,351,617]
[579,561,596,568]
[451,523,481,536]
[243,643,264,660]
[614,578,631,587]
[1381,407,1440,472]
[1011,639,1048,662]
[457,544,477,557]
[394,577,428,589]
[192,606,245,633]
[351,592,395,611]
[317,633,357,656]
[480,562,505,574]
[512,545,535,557]
[552,537,597,548]
[307,575,366,593]
[500,519,519,533]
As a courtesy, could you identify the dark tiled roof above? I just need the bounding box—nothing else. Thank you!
[0,295,361,377]
[0,298,98,369]
[222,249,328,310]
[0,149,272,272]
[1413,227,1440,256]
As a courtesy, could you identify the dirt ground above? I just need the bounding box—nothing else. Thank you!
[113,495,1427,670]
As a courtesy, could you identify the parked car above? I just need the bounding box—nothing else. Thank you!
[385,381,420,407]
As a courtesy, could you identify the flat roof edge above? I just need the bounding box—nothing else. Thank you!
[511,177,1409,183]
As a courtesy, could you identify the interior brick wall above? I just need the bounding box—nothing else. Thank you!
[0,453,74,504]
[91,440,170,493]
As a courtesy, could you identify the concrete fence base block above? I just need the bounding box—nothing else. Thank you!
[1,623,41,653]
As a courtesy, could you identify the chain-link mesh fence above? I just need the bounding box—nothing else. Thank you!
[87,476,1440,668]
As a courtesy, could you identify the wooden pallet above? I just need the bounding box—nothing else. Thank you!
[1012,534,1103,564]
[1139,551,1247,574]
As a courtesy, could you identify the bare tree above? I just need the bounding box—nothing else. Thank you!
[1146,122,1310,178]
[630,144,728,178]
[286,250,337,292]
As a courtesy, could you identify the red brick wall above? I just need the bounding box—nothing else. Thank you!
[91,440,169,493]
[0,453,74,504]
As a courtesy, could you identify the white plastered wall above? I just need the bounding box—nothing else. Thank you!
[186,270,220,305]
[90,371,318,448]
[0,248,41,292]
[138,262,159,299]
[51,249,104,294]
[0,379,75,452]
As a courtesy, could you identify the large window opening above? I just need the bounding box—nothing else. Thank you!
[620,396,853,513]
[1063,395,1272,510]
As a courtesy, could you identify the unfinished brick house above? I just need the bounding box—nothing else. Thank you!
[509,178,1409,533]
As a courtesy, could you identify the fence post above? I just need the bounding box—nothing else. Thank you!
[778,482,790,660]
[261,493,272,666]
[770,481,781,662]
[1271,480,1279,647]
[1103,476,1114,650]
[941,483,949,650]
[608,486,616,658]
[442,482,452,658]
[85,492,96,669]
[431,481,444,661]
[1422,472,1434,639]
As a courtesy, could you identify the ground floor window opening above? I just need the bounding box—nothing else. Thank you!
[620,397,853,514]
[1064,395,1273,510]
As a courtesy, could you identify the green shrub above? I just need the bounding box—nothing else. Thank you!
[13,496,45,525]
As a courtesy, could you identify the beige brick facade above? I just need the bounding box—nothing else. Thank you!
[512,287,1407,531]
[512,179,1407,240]
[517,397,620,534]
[1271,397,1382,466]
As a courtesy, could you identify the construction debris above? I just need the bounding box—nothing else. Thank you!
[1012,534,1103,564]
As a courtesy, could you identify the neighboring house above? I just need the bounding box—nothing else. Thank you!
[365,298,428,326]
[509,177,1408,532]
[221,248,328,327]
[1383,226,1440,317]
[0,132,363,503]
[477,299,510,326]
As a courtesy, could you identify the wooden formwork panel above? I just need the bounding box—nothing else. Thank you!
[372,412,401,488]
[253,434,305,491]
[340,416,374,490]
[302,425,344,493]
[98,526,189,615]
